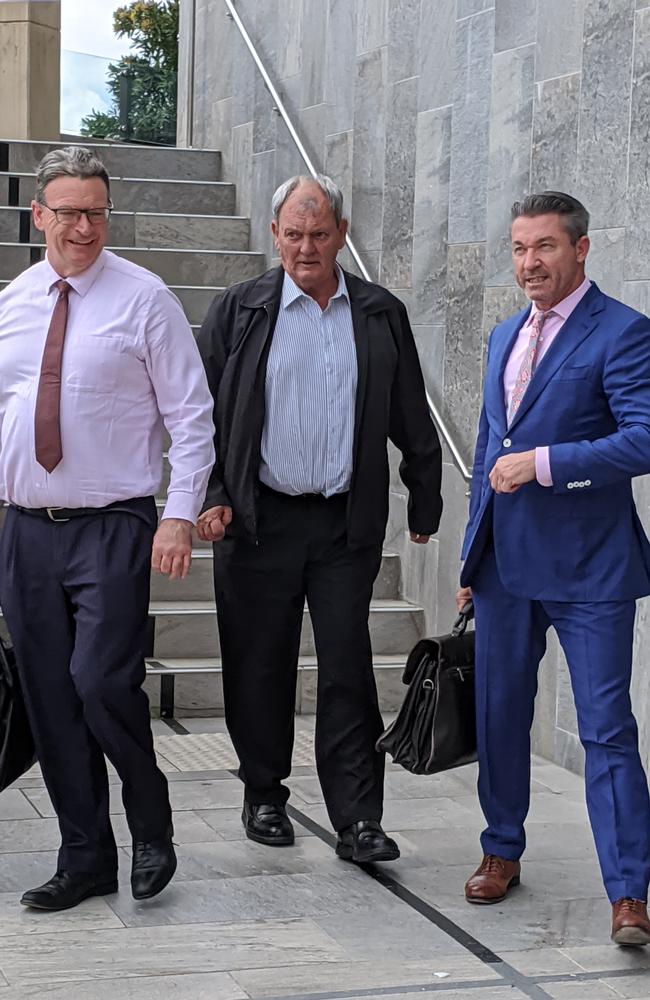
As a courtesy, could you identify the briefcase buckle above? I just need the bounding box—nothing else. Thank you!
[46,507,70,522]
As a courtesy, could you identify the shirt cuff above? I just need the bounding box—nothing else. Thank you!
[535,446,553,487]
[161,491,202,525]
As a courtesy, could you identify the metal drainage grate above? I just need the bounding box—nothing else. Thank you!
[154,730,316,772]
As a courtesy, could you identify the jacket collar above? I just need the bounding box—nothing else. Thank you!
[486,282,606,433]
[240,265,389,315]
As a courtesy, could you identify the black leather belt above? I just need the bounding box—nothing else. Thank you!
[12,497,156,524]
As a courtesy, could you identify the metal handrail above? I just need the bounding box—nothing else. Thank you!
[223,0,472,484]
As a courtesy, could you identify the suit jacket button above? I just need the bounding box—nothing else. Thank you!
[503,438,512,448]
[585,479,592,486]
[567,483,574,489]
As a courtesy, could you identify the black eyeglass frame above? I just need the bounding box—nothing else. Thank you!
[38,201,114,226]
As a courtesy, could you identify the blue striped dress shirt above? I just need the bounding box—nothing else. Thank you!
[259,266,358,496]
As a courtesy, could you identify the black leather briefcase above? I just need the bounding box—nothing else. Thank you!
[0,634,37,793]
[376,604,476,775]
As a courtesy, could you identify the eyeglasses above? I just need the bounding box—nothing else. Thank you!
[40,202,113,226]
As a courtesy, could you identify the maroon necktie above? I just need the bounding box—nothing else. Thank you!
[34,279,71,473]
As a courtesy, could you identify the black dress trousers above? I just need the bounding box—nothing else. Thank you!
[213,485,385,832]
[0,503,172,876]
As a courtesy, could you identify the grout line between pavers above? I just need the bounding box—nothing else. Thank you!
[246,978,517,1000]
[536,966,650,985]
[286,804,554,1000]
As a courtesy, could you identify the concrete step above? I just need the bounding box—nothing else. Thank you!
[150,548,401,602]
[0,139,221,181]
[144,654,407,716]
[149,599,424,659]
[170,285,223,324]
[0,243,265,287]
[0,207,250,252]
[0,173,236,215]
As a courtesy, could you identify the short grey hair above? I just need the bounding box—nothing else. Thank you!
[511,191,589,244]
[35,146,111,204]
[272,174,345,226]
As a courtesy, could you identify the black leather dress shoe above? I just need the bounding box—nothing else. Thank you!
[335,820,400,863]
[131,837,177,900]
[20,870,118,911]
[242,802,295,846]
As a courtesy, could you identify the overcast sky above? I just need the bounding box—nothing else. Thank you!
[61,0,131,59]
[60,0,132,134]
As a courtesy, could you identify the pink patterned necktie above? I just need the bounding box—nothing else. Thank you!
[507,309,551,425]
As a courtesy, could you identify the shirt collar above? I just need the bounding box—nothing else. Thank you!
[43,248,107,299]
[281,263,350,309]
[528,277,592,323]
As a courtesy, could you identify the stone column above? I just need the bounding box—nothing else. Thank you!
[176,0,196,147]
[0,1,61,140]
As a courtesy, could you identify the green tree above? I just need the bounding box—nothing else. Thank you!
[81,0,179,145]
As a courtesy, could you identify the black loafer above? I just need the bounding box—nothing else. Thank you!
[131,837,177,900]
[20,870,118,911]
[335,820,400,863]
[242,802,295,846]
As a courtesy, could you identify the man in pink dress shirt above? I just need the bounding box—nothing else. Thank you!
[457,192,650,945]
[0,146,215,910]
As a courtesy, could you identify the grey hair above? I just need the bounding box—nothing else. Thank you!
[511,191,589,244]
[34,146,111,203]
[271,174,345,226]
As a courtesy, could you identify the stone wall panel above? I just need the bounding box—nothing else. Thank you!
[448,9,495,244]
[485,45,535,286]
[381,77,418,287]
[576,0,635,229]
[530,75,580,194]
[183,0,650,774]
[412,106,452,327]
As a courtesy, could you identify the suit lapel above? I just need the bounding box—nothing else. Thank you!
[508,283,604,430]
[484,309,530,434]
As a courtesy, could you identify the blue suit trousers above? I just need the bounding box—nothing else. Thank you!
[472,543,650,903]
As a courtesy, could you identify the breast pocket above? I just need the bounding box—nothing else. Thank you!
[64,336,130,395]
[556,365,593,381]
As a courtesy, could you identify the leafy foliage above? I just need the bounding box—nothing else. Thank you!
[80,1,178,145]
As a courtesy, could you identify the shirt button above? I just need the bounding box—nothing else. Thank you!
[503,438,512,448]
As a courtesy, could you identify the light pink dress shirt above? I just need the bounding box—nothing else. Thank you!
[503,278,592,486]
[0,249,215,523]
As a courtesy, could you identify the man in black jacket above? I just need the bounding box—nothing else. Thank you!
[197,175,442,861]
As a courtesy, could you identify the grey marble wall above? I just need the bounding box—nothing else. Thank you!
[180,0,650,774]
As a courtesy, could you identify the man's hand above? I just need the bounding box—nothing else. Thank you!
[196,505,233,543]
[455,585,472,612]
[489,450,536,494]
[152,518,193,580]
[409,531,431,544]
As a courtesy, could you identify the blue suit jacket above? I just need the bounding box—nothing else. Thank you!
[461,282,650,601]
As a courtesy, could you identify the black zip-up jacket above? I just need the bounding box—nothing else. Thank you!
[197,266,443,548]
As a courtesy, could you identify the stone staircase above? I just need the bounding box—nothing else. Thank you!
[0,138,422,717]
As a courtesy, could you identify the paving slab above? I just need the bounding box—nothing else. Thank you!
[0,919,346,988]
[0,722,647,999]
[229,956,501,996]
[3,973,246,999]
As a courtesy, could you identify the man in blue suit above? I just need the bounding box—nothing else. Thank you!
[456,191,650,946]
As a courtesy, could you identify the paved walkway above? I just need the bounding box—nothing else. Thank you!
[0,716,649,999]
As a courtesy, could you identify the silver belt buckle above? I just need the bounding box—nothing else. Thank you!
[46,507,70,522]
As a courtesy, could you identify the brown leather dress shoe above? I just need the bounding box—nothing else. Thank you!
[611,898,650,946]
[465,855,521,904]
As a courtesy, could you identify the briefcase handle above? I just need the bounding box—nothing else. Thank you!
[452,600,474,637]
